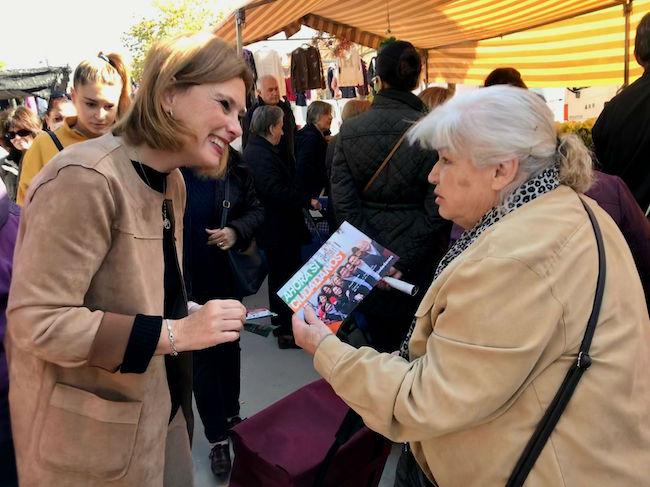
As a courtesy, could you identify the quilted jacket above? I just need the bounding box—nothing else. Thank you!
[331,89,450,285]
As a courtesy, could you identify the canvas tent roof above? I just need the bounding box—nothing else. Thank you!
[215,0,650,87]
[0,66,70,100]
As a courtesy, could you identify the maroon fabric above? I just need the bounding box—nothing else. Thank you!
[230,379,391,487]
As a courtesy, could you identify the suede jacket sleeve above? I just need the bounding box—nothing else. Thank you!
[314,256,563,442]
[7,165,134,371]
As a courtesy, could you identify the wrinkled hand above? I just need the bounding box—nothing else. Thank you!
[292,306,333,355]
[206,227,237,250]
[174,299,245,352]
[377,266,403,290]
[310,198,322,210]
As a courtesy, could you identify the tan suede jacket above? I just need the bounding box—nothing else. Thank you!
[315,186,650,486]
[5,133,186,486]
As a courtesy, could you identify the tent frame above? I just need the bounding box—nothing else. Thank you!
[231,0,636,87]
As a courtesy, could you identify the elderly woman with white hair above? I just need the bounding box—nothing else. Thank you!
[293,85,650,486]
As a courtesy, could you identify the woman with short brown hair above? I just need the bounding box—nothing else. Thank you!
[6,32,253,486]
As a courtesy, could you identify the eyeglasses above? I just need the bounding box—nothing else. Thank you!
[5,129,34,140]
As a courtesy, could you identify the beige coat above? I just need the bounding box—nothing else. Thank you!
[315,186,650,486]
[5,133,189,486]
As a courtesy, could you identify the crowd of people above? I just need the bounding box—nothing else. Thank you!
[0,12,648,487]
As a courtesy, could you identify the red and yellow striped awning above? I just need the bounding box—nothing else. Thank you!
[215,0,650,87]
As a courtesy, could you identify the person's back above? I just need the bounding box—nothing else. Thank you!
[331,41,450,351]
[592,13,650,211]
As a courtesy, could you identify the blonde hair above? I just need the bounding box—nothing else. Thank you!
[418,87,453,111]
[74,52,131,117]
[114,32,253,152]
[409,85,593,199]
[341,100,371,121]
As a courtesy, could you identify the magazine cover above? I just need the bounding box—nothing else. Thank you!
[277,222,398,331]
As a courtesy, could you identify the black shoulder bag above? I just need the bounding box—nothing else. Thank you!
[506,198,606,486]
[220,175,268,297]
[46,130,64,152]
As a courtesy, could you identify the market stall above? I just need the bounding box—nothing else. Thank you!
[216,0,650,87]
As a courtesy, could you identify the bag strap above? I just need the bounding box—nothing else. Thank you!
[220,175,231,229]
[506,198,606,487]
[46,130,64,152]
[362,131,408,196]
[314,408,365,487]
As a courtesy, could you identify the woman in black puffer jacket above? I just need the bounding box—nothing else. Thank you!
[330,41,450,352]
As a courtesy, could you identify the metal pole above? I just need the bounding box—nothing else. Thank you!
[236,8,245,55]
[424,49,430,86]
[623,0,633,87]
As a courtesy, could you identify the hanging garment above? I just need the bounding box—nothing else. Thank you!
[253,49,286,97]
[285,78,296,102]
[296,91,307,107]
[327,66,336,97]
[305,46,326,90]
[337,47,364,87]
[291,46,325,92]
[357,60,370,97]
[341,87,357,98]
[243,49,258,109]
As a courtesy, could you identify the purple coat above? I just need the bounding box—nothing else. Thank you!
[0,183,19,448]
[587,172,650,307]
[450,173,650,308]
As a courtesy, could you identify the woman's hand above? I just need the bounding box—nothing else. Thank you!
[310,198,322,210]
[162,299,245,354]
[292,306,333,355]
[206,227,237,250]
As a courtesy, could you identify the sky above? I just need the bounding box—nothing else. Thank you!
[1,0,245,70]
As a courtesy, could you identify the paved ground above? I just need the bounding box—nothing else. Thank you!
[192,281,400,486]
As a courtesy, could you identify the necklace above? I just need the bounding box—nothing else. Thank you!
[133,146,171,231]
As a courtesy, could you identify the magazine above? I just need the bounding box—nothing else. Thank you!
[277,222,398,332]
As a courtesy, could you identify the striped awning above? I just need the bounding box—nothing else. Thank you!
[215,0,650,87]
[427,0,650,86]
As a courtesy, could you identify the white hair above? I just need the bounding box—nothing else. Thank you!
[256,74,278,91]
[408,85,593,199]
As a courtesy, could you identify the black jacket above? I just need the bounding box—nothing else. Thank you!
[182,148,264,302]
[242,96,296,163]
[593,71,650,211]
[296,123,328,200]
[243,134,310,248]
[331,89,450,283]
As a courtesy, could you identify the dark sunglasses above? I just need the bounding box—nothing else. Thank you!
[5,129,34,140]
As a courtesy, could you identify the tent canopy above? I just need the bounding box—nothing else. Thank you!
[0,67,70,100]
[216,0,650,87]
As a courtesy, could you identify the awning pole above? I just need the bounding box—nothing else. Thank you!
[623,0,633,87]
[425,50,430,87]
[236,8,245,55]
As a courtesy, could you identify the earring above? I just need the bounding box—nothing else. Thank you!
[168,109,173,118]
